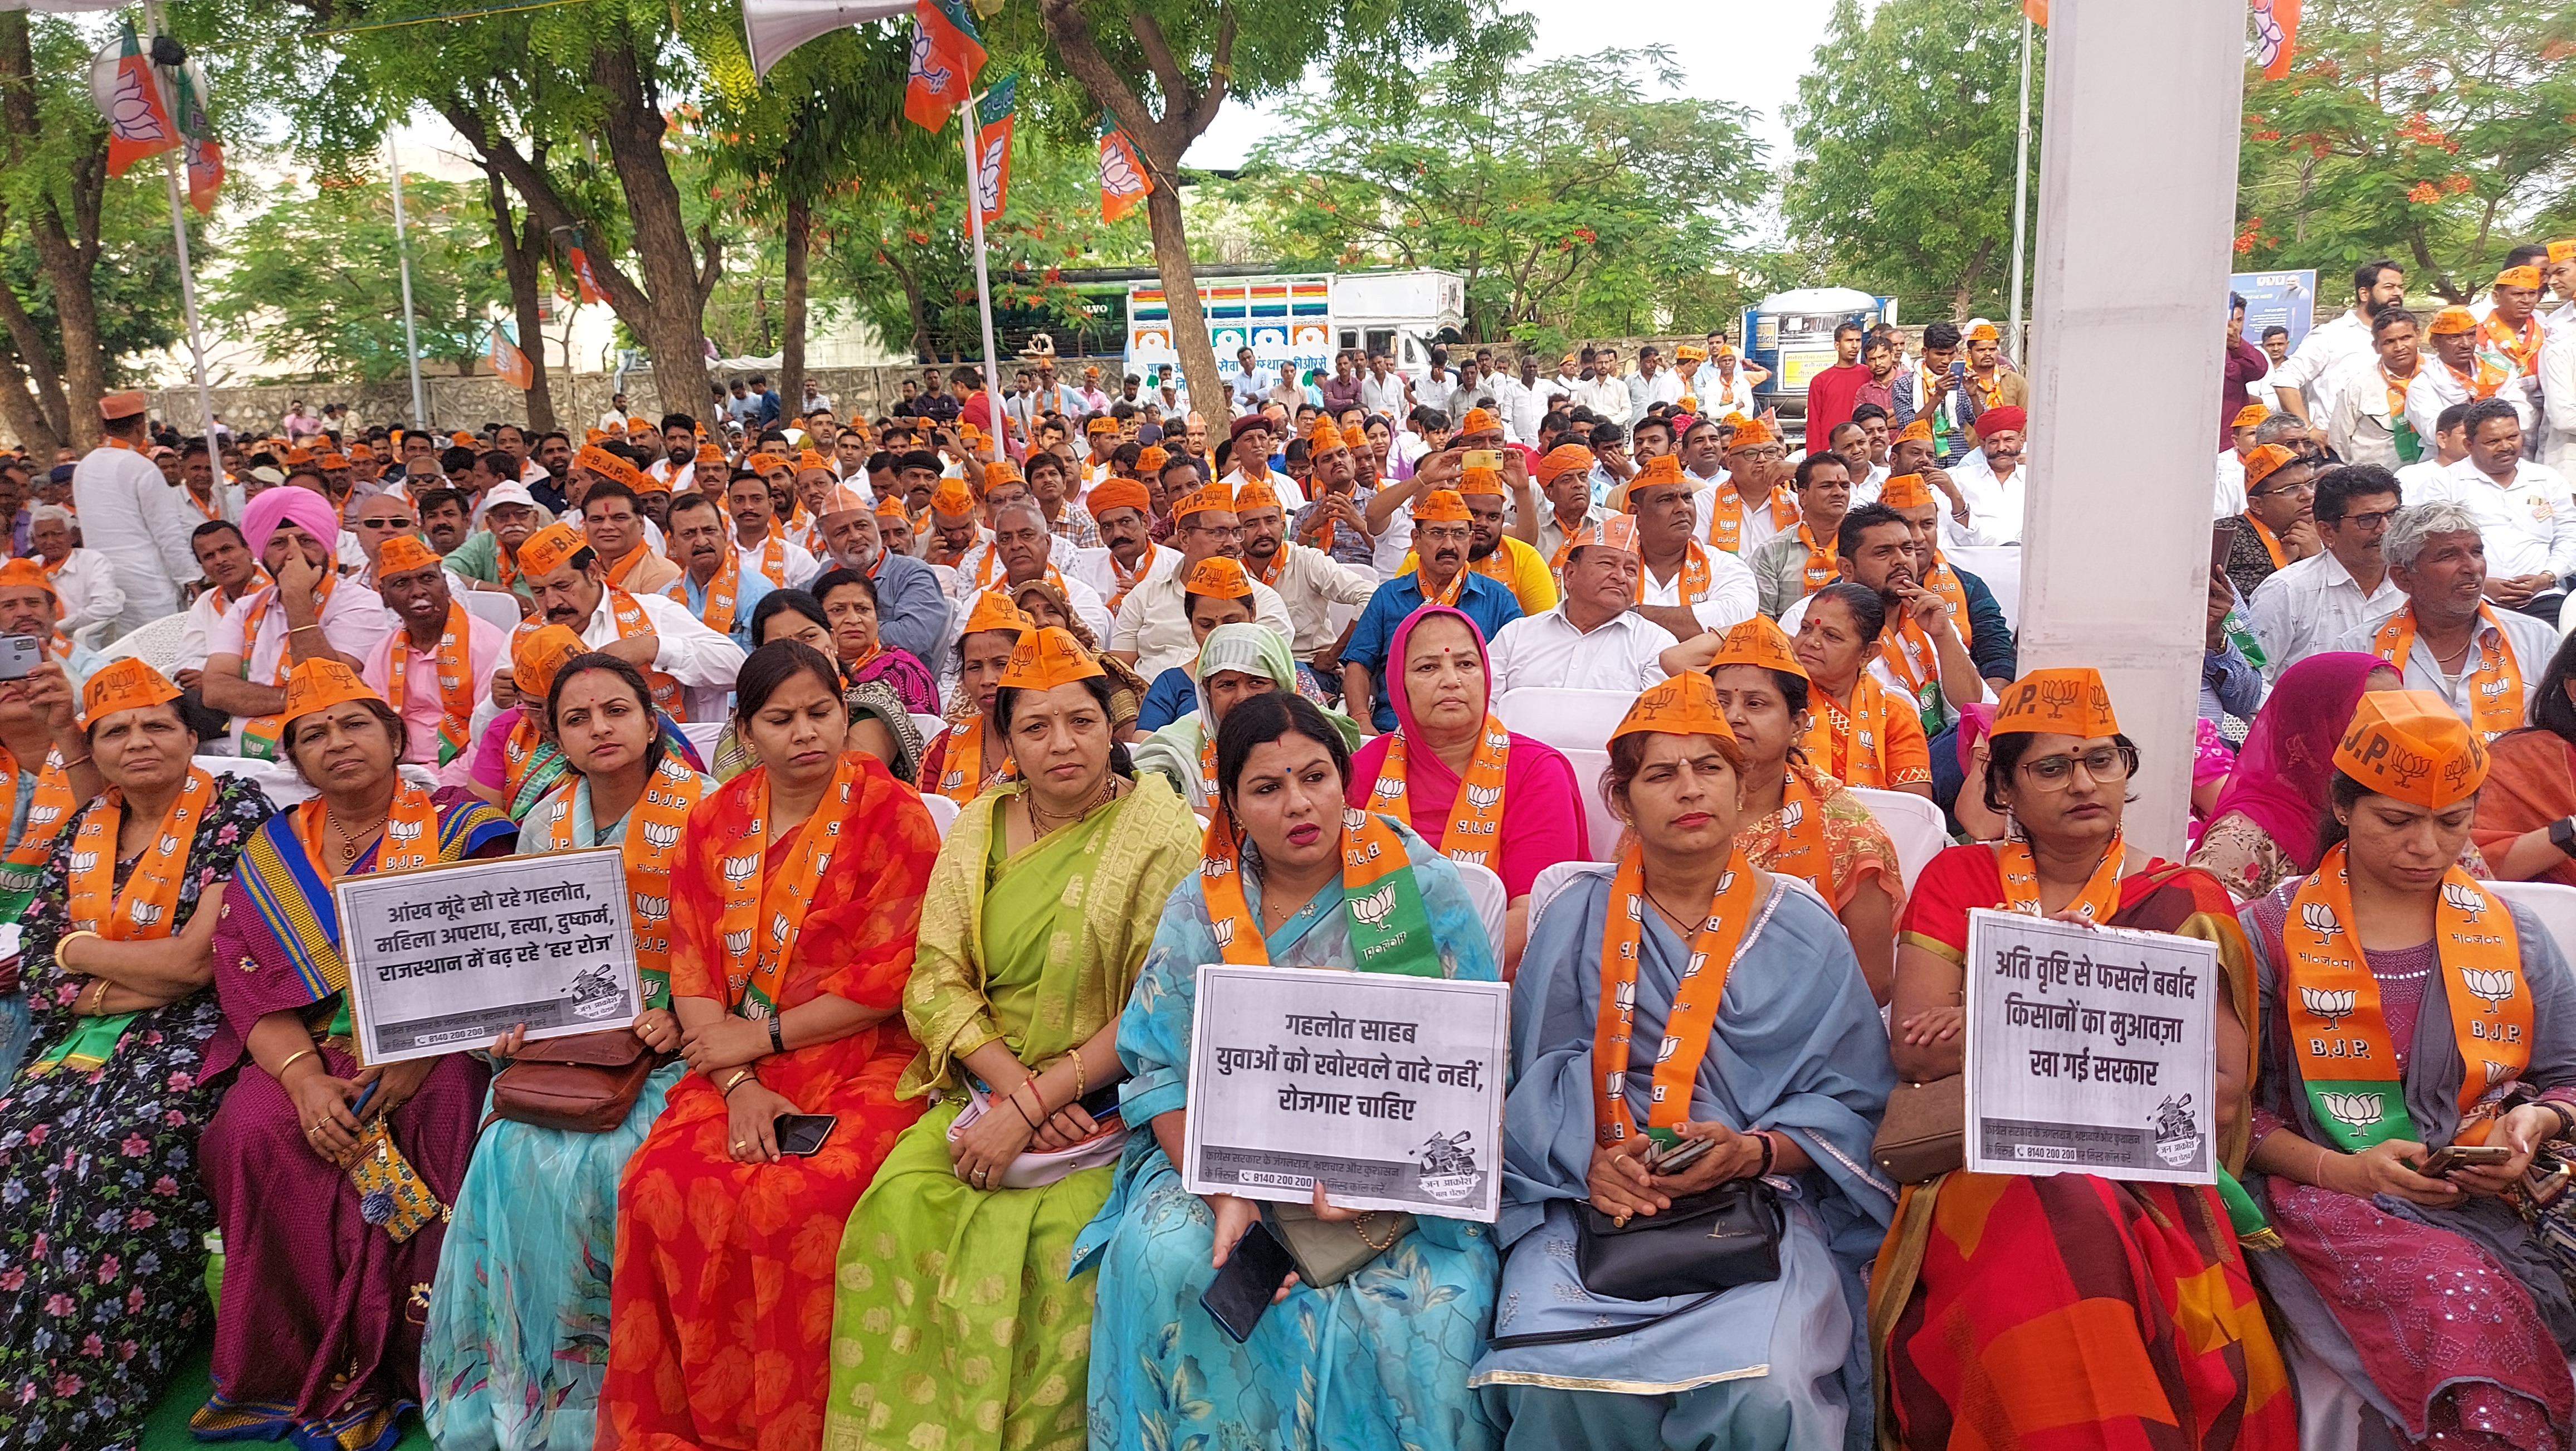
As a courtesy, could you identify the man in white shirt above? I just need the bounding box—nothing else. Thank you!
[1501,354,1559,445]
[984,501,1113,641]
[2409,397,2576,620]
[174,520,264,692]
[1070,477,1179,612]
[597,392,632,432]
[1233,479,1375,669]
[2246,464,2405,678]
[1110,482,1294,678]
[1218,413,1302,505]
[1358,353,1409,419]
[2407,305,2538,447]
[201,488,395,755]
[1571,348,1632,427]
[2330,499,2560,733]
[1411,350,1460,421]
[2324,309,2430,471]
[724,471,822,590]
[505,521,745,723]
[2540,238,2576,473]
[1938,405,2029,547]
[362,533,507,786]
[1488,518,1675,694]
[2273,259,2407,434]
[69,389,199,634]
[25,506,124,643]
[1626,345,1684,417]
[2398,403,2473,504]
[1227,346,1274,417]
[1626,456,1757,638]
[2214,402,2268,518]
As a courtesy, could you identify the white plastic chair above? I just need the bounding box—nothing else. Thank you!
[196,756,438,811]
[1453,860,1507,959]
[911,714,949,743]
[918,792,960,840]
[2558,590,2576,639]
[1556,747,1625,859]
[1944,544,2022,631]
[2487,880,2576,970]
[91,612,189,674]
[460,591,524,634]
[1847,786,1951,892]
[679,720,728,759]
[1493,688,1637,758]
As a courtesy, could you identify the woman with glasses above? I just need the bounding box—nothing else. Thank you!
[1874,668,2296,1449]
[2225,444,2321,601]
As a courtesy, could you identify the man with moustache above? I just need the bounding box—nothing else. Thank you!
[1235,478,1375,688]
[505,522,743,724]
[1072,476,1178,621]
[1109,480,1294,678]
[175,520,265,693]
[660,492,773,655]
[808,483,949,665]
[201,488,394,755]
[1288,422,1379,573]
[1937,404,2032,547]
[1339,489,1521,733]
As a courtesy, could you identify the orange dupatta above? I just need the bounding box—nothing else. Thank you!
[712,753,863,1017]
[1364,717,1511,869]
[1589,843,1763,1145]
[2371,604,2524,739]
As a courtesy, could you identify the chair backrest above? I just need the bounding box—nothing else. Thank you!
[1494,688,1636,757]
[194,756,441,812]
[1452,860,1507,959]
[911,714,949,743]
[460,591,524,634]
[92,612,190,673]
[1846,786,1949,891]
[1554,747,1626,859]
[680,720,728,759]
[2486,880,2576,970]
[918,791,960,839]
[1944,544,2022,631]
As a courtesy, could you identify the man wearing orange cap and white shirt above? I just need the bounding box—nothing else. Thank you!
[2408,305,2536,446]
[1938,405,2031,548]
[362,533,508,786]
[505,522,744,724]
[71,389,202,634]
[202,486,395,756]
[1693,416,1800,557]
[1514,442,1606,565]
[1109,480,1293,679]
[1074,475,1180,608]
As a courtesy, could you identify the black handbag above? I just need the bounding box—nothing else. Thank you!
[1575,1177,1784,1303]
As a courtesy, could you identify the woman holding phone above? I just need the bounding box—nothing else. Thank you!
[823,628,1200,1451]
[2238,690,2576,1447]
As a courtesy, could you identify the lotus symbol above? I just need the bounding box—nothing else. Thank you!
[2320,1090,2385,1128]
[1098,143,1141,194]
[1717,870,1735,894]
[641,820,681,850]
[633,894,670,923]
[158,835,179,856]
[2460,967,2517,1012]
[1613,979,1635,1011]
[1201,855,1234,879]
[1655,1034,1680,1063]
[386,816,423,844]
[1455,849,1490,866]
[2299,902,2343,943]
[1463,782,1501,815]
[1343,808,1368,830]
[68,852,96,873]
[1485,729,1509,752]
[723,929,752,956]
[1778,801,1804,831]
[128,901,163,927]
[2442,882,2487,919]
[722,853,758,887]
[27,805,58,826]
[812,851,831,874]
[1348,883,1397,928]
[1372,776,1406,801]
[768,912,792,943]
[108,66,168,143]
[2300,986,2357,1028]
[2484,1058,2514,1087]
[1624,895,1644,922]
[1209,916,1235,948]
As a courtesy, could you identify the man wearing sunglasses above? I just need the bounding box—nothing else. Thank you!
[2246,465,2404,676]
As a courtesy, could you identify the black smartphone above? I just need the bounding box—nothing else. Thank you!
[1079,1083,1124,1123]
[773,1113,837,1157]
[1199,1220,1296,1343]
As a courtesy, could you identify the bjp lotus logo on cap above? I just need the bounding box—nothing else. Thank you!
[2035,674,2084,717]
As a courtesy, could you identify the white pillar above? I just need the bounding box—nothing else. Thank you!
[2016,1,2245,858]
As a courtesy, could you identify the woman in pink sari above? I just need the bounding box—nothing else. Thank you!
[2188,653,2404,899]
[1345,604,1586,971]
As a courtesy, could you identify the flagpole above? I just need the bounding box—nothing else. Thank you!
[2007,11,2033,357]
[959,93,1002,429]
[387,138,429,429]
[139,0,218,462]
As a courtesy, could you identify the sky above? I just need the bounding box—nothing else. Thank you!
[1181,0,1846,170]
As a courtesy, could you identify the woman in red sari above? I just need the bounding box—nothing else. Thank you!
[1870,668,2296,1451]
[598,639,939,1451]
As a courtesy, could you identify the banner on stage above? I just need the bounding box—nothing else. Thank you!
[1182,963,1507,1221]
[1963,908,2217,1185]
[337,848,640,1065]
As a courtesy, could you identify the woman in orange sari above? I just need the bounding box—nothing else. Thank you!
[598,639,939,1451]
[1871,668,2296,1451]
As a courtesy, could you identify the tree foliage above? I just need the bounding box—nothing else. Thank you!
[2235,0,2576,301]
[1229,47,1768,348]
[1783,0,2042,322]
[207,175,504,381]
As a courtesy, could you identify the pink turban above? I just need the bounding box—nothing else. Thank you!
[244,483,342,557]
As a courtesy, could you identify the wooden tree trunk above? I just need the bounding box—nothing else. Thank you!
[1,13,102,450]
[0,345,58,456]
[483,165,556,434]
[1142,176,1222,422]
[591,37,717,407]
[0,272,69,447]
[781,194,810,413]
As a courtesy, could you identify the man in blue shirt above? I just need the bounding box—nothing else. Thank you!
[663,491,773,649]
[1340,488,1521,733]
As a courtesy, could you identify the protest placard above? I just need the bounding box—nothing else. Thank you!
[1963,907,2217,1184]
[337,848,640,1065]
[1182,963,1508,1221]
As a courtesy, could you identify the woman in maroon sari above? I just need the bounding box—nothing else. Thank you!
[194,660,516,1451]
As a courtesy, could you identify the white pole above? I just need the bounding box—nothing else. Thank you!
[2007,12,2033,356]
[387,138,428,429]
[139,0,217,459]
[959,96,1002,427]
[2016,0,2247,858]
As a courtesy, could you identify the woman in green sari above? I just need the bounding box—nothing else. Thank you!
[822,626,1202,1451]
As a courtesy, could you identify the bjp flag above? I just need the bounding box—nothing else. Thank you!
[2252,0,2300,78]
[491,330,535,390]
[90,23,179,178]
[172,60,224,215]
[1099,113,1152,223]
[969,75,1016,226]
[565,232,609,305]
[905,0,984,132]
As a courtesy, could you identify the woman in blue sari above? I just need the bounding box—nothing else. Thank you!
[1468,673,1894,1450]
[1077,693,1502,1451]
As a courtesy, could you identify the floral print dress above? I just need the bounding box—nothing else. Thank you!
[0,775,273,1451]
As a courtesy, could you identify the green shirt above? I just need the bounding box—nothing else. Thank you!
[441,530,534,602]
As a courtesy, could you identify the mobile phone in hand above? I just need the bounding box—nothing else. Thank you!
[774,1113,837,1157]
[2417,1143,2512,1176]
[0,635,38,682]
[1199,1220,1295,1343]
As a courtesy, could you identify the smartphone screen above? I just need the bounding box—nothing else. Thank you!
[774,1113,837,1157]
[1199,1220,1295,1343]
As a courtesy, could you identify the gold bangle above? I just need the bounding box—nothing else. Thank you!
[55,929,96,970]
[275,1048,316,1079]
[81,978,106,1015]
[721,1067,758,1096]
[1066,1051,1086,1104]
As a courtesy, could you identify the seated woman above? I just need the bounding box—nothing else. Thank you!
[467,625,701,820]
[1346,605,1586,969]
[712,590,923,785]
[1009,576,1152,739]
[0,662,271,1451]
[1132,622,1360,814]
[814,566,939,717]
[1789,582,1933,798]
[2240,690,2576,1449]
[1134,558,1260,734]
[1079,693,1501,1451]
[599,641,940,1451]
[1702,615,1904,1005]
[1875,668,2295,1449]
[422,653,715,1451]
[1470,673,1894,1448]
[2190,653,2407,898]
[2468,629,2576,886]
[824,627,1201,1451]
[923,591,1030,805]
[196,659,518,1451]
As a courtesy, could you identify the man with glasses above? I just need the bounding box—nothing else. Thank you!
[1107,481,1292,678]
[2245,465,2404,676]
[2223,442,2322,600]
[348,492,422,588]
[2334,500,2562,733]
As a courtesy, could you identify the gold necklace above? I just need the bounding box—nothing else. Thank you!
[326,806,389,868]
[1026,775,1116,836]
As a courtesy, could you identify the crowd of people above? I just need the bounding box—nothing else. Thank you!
[0,246,2569,1451]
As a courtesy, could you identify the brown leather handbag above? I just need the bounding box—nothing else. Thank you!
[1871,1076,1965,1184]
[486,1030,662,1134]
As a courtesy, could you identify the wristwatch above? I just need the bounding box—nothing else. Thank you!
[2549,815,2576,860]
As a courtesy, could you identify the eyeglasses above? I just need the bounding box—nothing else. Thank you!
[355,517,417,530]
[2019,745,2135,788]
[2335,507,2400,530]
[2248,478,2315,499]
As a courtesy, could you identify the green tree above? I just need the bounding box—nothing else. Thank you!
[207,174,503,382]
[1783,0,2043,322]
[1229,47,1769,345]
[2235,0,2576,301]
[992,0,1531,410]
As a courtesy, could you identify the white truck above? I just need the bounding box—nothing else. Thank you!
[1123,269,1467,391]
